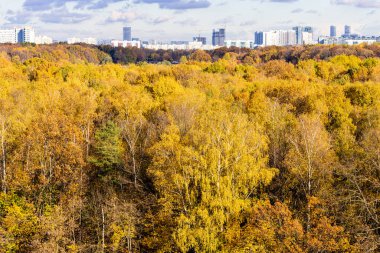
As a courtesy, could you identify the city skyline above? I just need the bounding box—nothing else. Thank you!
[1,0,380,41]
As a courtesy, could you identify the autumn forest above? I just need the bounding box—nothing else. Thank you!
[0,43,379,252]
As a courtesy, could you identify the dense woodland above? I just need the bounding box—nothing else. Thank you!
[0,44,379,252]
[98,43,380,64]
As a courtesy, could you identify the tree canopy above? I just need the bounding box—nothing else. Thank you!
[0,44,379,252]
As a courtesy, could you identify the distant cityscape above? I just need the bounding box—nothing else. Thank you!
[0,24,379,50]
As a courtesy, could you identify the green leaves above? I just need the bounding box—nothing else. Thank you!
[90,121,124,175]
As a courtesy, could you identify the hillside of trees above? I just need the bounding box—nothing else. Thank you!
[0,44,379,252]
[98,43,380,64]
[0,44,112,65]
[2,42,380,65]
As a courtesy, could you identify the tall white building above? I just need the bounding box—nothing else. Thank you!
[255,29,314,47]
[0,29,18,43]
[20,27,35,43]
[301,32,313,45]
[257,30,297,46]
[277,30,296,46]
[0,27,35,44]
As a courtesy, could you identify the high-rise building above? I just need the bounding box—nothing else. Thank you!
[0,27,35,44]
[277,30,296,46]
[330,25,337,37]
[212,28,225,46]
[293,26,303,45]
[123,27,132,41]
[344,25,351,36]
[254,31,264,45]
[19,27,35,43]
[304,26,313,33]
[193,36,207,45]
[0,29,18,43]
[301,32,313,45]
[293,26,313,44]
[255,30,297,46]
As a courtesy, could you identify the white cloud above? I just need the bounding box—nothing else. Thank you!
[331,0,380,8]
[106,11,140,22]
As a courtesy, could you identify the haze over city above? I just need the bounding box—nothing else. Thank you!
[1,0,380,41]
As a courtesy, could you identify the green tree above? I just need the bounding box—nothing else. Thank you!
[90,121,124,175]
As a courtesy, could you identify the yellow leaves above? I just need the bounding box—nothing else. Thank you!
[297,60,318,81]
[286,114,336,194]
[0,52,12,68]
[0,193,39,253]
[23,58,53,82]
[151,76,184,100]
[110,223,131,251]
[326,55,378,83]
[189,50,212,62]
[330,55,361,68]
[226,200,305,253]
[0,45,378,251]
[260,60,296,80]
[148,100,275,252]
[306,197,355,252]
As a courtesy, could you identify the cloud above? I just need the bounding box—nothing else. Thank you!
[23,0,124,11]
[331,0,380,8]
[6,4,92,25]
[175,18,199,26]
[217,1,228,7]
[214,17,233,25]
[240,20,257,26]
[5,10,33,24]
[23,0,57,11]
[134,0,211,9]
[11,0,126,25]
[40,7,92,23]
[105,10,140,22]
[150,16,172,24]
[306,9,319,14]
[269,0,298,2]
[291,8,303,13]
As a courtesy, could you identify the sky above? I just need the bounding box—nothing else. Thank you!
[0,0,379,42]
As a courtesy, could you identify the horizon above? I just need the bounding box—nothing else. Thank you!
[1,0,379,42]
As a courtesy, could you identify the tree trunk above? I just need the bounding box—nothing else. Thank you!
[86,122,90,159]
[1,121,6,194]
[132,153,137,188]
[102,206,105,253]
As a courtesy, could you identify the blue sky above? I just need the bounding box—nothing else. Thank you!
[0,0,379,42]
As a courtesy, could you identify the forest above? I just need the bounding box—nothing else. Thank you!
[0,43,379,252]
[97,43,380,65]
